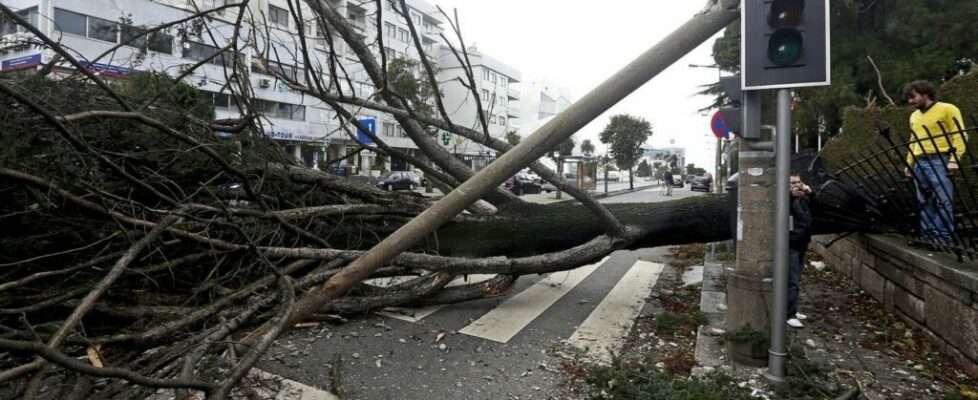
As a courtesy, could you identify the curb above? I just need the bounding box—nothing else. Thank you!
[691,261,729,377]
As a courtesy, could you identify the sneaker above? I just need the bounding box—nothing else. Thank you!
[787,318,804,328]
[795,312,808,320]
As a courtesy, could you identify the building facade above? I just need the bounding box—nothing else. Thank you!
[0,0,484,176]
[435,45,520,171]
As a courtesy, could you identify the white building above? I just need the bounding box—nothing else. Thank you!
[436,45,520,171]
[0,0,456,175]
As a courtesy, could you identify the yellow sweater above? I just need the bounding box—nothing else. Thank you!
[906,102,968,165]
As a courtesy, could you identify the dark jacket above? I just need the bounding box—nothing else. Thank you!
[789,193,814,250]
[663,171,674,184]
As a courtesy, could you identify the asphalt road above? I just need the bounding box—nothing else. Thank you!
[257,186,708,400]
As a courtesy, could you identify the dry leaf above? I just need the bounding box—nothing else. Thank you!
[86,344,104,368]
[435,331,446,343]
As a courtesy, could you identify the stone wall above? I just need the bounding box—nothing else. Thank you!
[811,233,978,375]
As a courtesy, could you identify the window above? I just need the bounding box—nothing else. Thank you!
[2,7,38,35]
[121,26,173,54]
[397,28,408,42]
[397,126,407,137]
[268,4,288,28]
[384,47,396,59]
[383,122,395,137]
[261,101,305,120]
[412,13,421,25]
[481,89,490,102]
[384,22,395,38]
[203,0,226,10]
[482,69,489,81]
[183,41,237,66]
[53,8,86,37]
[87,16,119,43]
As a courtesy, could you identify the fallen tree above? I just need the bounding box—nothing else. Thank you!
[0,1,779,398]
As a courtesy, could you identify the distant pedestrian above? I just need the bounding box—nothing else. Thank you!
[787,173,814,328]
[901,80,968,246]
[663,170,674,196]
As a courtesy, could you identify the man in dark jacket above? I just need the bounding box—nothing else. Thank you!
[787,173,814,328]
[663,170,674,196]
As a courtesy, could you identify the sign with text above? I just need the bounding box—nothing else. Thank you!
[1,53,41,72]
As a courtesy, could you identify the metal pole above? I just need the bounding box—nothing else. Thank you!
[765,88,791,384]
[716,137,722,192]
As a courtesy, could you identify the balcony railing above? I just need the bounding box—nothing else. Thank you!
[507,87,520,100]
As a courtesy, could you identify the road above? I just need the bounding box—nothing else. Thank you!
[256,186,709,400]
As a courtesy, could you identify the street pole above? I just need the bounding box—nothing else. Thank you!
[716,137,723,193]
[764,88,792,384]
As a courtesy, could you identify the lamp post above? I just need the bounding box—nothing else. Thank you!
[689,63,725,193]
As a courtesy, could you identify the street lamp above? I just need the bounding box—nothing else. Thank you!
[689,63,726,193]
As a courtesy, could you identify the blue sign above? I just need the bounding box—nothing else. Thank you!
[78,61,137,77]
[356,118,376,145]
[1,53,41,72]
[711,111,732,140]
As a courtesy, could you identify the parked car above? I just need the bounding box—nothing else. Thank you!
[603,171,621,181]
[684,175,696,184]
[504,173,542,195]
[376,171,420,191]
[690,176,712,192]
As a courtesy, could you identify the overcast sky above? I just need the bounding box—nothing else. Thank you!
[430,0,727,171]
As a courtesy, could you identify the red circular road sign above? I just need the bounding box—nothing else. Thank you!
[710,111,732,140]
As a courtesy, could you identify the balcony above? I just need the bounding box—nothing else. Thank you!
[507,106,519,117]
[507,87,520,100]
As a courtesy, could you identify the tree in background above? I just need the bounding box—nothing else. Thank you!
[505,130,522,146]
[686,163,707,177]
[581,139,595,156]
[599,114,652,190]
[637,159,652,177]
[708,1,978,147]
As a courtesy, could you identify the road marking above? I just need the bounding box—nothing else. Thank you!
[147,370,339,400]
[376,274,495,322]
[458,257,610,343]
[567,260,664,363]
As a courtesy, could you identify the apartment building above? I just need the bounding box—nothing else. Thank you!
[436,44,520,171]
[0,0,453,175]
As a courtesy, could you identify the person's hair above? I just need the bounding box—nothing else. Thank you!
[902,80,938,101]
[790,172,801,178]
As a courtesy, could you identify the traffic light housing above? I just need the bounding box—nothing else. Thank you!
[742,0,830,90]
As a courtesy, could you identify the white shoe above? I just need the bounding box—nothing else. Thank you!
[787,318,804,328]
[795,312,808,320]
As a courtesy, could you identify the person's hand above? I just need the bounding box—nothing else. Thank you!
[801,183,812,194]
[947,161,959,171]
[904,167,911,177]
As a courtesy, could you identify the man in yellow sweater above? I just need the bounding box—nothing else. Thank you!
[902,80,968,245]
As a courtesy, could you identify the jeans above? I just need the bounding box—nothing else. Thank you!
[913,155,955,243]
[787,248,804,319]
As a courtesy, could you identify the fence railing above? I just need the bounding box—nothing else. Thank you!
[815,118,977,261]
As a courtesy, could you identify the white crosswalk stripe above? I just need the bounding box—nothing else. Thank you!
[458,257,609,343]
[374,257,662,353]
[566,260,664,363]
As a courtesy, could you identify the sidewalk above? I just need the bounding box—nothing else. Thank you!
[692,256,978,398]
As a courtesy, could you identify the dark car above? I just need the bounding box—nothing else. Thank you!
[376,171,420,191]
[504,173,542,195]
[684,175,696,184]
[690,176,712,192]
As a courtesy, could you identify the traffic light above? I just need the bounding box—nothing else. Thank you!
[742,0,830,90]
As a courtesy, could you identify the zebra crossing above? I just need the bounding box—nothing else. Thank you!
[374,256,665,362]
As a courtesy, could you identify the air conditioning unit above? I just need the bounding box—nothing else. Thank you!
[258,78,271,88]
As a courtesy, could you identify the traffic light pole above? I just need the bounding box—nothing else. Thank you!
[764,88,792,384]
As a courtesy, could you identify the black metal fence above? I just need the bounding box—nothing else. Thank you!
[815,118,977,261]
